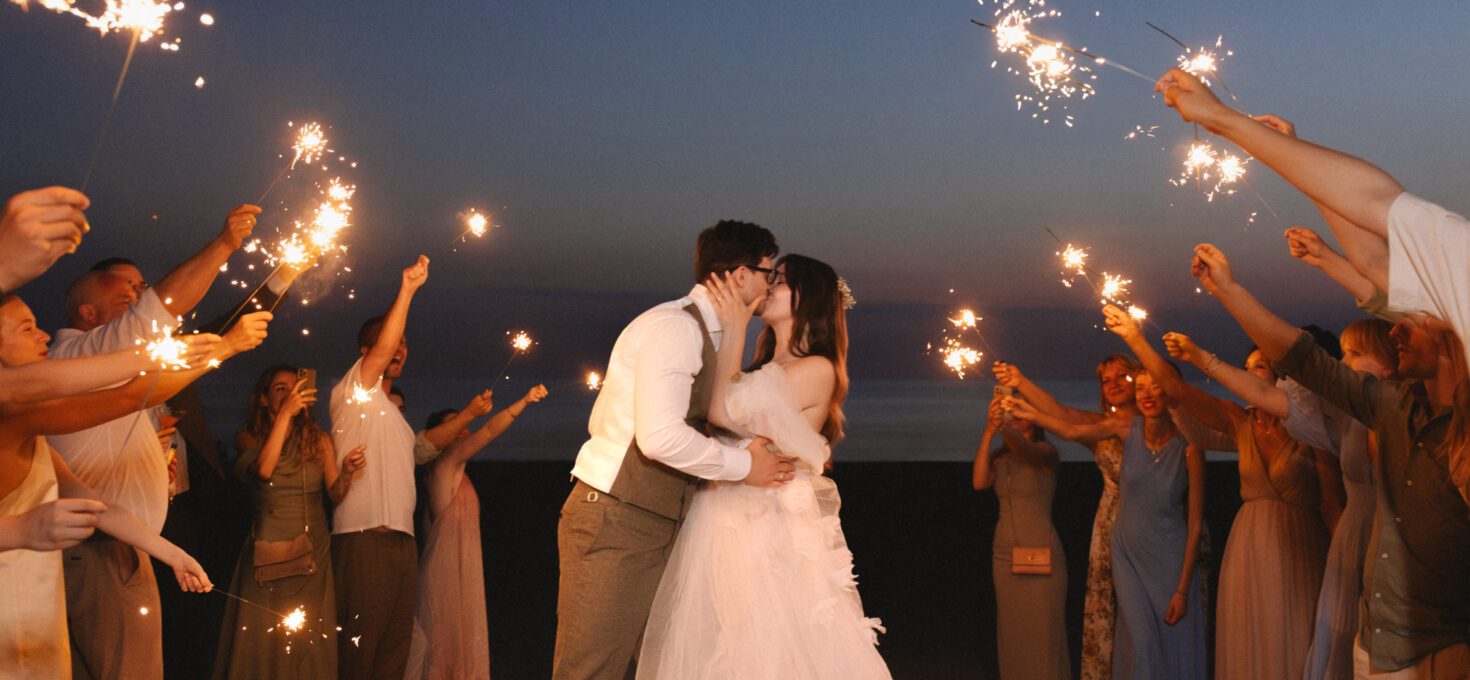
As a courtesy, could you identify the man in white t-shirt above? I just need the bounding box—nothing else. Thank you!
[328,255,438,679]
[48,204,263,680]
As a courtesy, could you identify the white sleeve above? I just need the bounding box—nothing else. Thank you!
[1280,378,1338,454]
[1387,192,1470,335]
[49,289,173,359]
[631,315,751,482]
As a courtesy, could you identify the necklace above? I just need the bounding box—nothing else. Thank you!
[1143,425,1172,461]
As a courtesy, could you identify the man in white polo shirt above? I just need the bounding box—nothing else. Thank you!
[329,255,435,680]
[47,204,265,679]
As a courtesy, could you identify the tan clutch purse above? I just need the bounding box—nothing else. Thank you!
[1011,546,1052,575]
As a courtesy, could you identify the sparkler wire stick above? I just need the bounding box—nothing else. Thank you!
[970,19,1156,85]
[215,262,287,334]
[1145,21,1241,105]
[256,166,292,206]
[117,370,162,460]
[213,589,290,619]
[490,351,521,386]
[80,27,141,191]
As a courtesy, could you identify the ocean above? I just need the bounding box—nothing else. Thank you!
[191,376,1244,465]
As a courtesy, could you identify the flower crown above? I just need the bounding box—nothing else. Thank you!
[837,278,856,310]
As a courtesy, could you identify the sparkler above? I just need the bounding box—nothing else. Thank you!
[550,371,603,393]
[490,331,534,386]
[58,0,180,190]
[947,307,997,354]
[220,176,357,332]
[937,337,984,380]
[349,384,374,405]
[971,1,1154,124]
[258,122,329,204]
[450,209,495,248]
[214,590,307,633]
[1145,23,1240,104]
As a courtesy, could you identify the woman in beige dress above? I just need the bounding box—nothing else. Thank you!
[974,395,1070,680]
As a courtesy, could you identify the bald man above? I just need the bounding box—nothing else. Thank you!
[49,205,258,680]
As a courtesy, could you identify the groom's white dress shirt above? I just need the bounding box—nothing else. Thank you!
[571,285,752,494]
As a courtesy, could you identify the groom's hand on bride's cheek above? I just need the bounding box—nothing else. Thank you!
[742,437,795,487]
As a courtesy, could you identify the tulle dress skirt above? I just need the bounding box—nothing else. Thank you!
[637,469,889,680]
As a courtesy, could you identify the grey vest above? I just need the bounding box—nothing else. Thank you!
[608,304,715,520]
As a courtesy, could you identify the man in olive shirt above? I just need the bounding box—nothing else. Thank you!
[1192,243,1470,676]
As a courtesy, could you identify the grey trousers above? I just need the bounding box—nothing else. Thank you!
[552,481,679,680]
[63,540,163,680]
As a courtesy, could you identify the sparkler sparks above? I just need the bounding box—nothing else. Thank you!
[586,372,602,391]
[349,384,373,405]
[975,0,1093,126]
[290,123,328,170]
[511,331,532,352]
[940,338,984,380]
[1176,36,1232,88]
[1128,305,1148,321]
[1171,141,1248,202]
[1099,273,1131,306]
[15,0,178,43]
[948,308,979,331]
[281,607,306,633]
[451,209,498,248]
[142,321,192,370]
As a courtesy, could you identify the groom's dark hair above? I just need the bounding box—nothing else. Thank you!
[694,220,778,283]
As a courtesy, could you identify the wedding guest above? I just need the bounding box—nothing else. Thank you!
[1166,319,1391,680]
[1192,242,1470,676]
[46,205,261,679]
[404,384,547,680]
[330,255,437,680]
[0,186,89,295]
[995,355,1138,679]
[1103,304,1337,680]
[973,395,1069,680]
[1012,365,1207,679]
[213,366,366,680]
[1157,69,1470,368]
[90,240,319,678]
[0,292,246,677]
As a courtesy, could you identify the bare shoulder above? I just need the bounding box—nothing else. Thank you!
[780,356,836,407]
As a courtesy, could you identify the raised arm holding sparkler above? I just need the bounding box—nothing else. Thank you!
[421,389,495,452]
[1157,70,1402,278]
[360,255,429,392]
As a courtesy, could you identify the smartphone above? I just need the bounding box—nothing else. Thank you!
[993,385,1014,420]
[297,368,317,393]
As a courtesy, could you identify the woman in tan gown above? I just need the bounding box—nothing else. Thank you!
[974,395,1070,680]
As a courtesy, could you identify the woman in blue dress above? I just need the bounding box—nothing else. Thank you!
[1012,364,1206,679]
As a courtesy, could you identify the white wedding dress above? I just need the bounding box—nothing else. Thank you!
[637,363,891,680]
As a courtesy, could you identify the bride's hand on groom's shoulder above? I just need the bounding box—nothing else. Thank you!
[706,272,763,331]
[742,436,797,487]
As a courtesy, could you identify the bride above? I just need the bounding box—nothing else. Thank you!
[637,254,891,679]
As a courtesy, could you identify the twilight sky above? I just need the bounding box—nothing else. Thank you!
[3,0,1469,388]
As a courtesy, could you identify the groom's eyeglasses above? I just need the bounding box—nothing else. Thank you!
[745,266,778,284]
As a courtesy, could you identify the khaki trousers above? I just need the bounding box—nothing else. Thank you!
[552,481,679,680]
[63,540,163,680]
[1355,639,1470,679]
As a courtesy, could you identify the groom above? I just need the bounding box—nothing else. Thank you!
[553,220,797,679]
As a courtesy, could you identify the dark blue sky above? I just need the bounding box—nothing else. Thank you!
[4,0,1469,385]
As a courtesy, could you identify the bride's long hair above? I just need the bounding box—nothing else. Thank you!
[747,254,849,444]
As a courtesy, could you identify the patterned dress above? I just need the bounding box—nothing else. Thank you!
[1080,437,1122,680]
